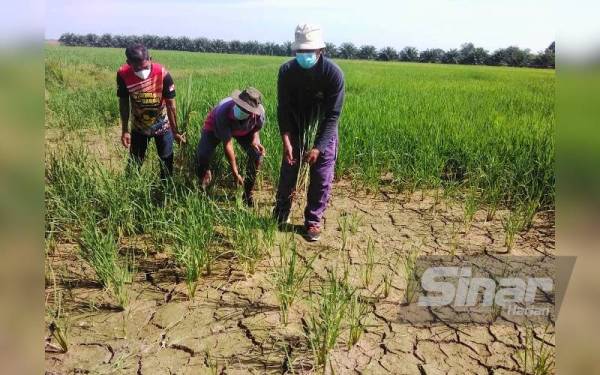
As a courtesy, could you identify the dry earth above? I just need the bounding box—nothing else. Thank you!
[45,128,555,374]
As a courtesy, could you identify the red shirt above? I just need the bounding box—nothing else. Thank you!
[116,62,175,134]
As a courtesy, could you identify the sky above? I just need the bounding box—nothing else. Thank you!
[43,0,559,52]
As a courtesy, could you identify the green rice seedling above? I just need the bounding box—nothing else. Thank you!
[463,188,479,230]
[259,217,277,252]
[503,210,525,251]
[338,216,349,251]
[430,185,442,216]
[381,272,393,299]
[46,265,69,353]
[173,242,211,299]
[45,146,101,237]
[336,211,363,253]
[306,270,354,373]
[178,73,199,136]
[304,271,355,373]
[518,323,555,375]
[337,214,351,252]
[171,195,216,298]
[521,199,540,230]
[347,212,362,235]
[485,187,503,222]
[488,265,511,322]
[402,246,420,304]
[489,299,503,322]
[347,293,369,349]
[48,318,70,353]
[361,237,375,289]
[379,251,401,298]
[226,204,270,275]
[204,351,220,375]
[449,221,460,257]
[271,233,315,324]
[79,218,132,309]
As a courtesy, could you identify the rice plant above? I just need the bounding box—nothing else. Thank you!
[46,265,69,353]
[79,218,132,309]
[170,195,216,298]
[178,73,199,136]
[381,272,393,299]
[293,111,320,207]
[402,246,420,304]
[337,215,350,251]
[306,270,354,373]
[379,251,400,298]
[449,221,460,257]
[271,233,315,324]
[517,323,555,375]
[347,293,370,349]
[226,203,274,275]
[361,237,375,288]
[503,210,524,251]
[463,188,479,230]
[521,199,540,230]
[347,212,362,234]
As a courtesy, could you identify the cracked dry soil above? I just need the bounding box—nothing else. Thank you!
[45,180,555,375]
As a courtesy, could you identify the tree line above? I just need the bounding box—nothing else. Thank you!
[58,33,555,68]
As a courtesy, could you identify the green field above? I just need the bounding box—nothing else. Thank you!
[45,45,554,209]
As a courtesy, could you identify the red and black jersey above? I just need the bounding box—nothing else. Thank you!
[116,62,176,133]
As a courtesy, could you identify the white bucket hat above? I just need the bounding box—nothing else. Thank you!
[292,23,326,51]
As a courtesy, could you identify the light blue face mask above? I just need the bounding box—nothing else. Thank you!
[296,52,319,69]
[233,105,250,120]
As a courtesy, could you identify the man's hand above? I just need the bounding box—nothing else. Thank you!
[283,143,295,165]
[121,132,131,148]
[252,142,266,156]
[174,132,187,145]
[233,172,244,187]
[282,132,295,165]
[305,148,320,165]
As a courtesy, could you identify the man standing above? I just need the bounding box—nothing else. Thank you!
[273,24,345,241]
[117,43,185,180]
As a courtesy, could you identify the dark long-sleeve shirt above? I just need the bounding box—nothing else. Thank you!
[277,55,345,153]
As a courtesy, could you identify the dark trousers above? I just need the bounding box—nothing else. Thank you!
[195,129,262,194]
[129,129,174,180]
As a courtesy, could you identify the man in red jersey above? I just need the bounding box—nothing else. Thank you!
[117,43,186,179]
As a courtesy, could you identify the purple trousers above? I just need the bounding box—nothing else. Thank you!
[274,134,338,228]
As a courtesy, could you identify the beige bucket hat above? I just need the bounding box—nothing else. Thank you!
[291,23,326,51]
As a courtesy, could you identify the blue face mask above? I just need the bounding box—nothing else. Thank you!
[296,52,319,69]
[233,105,250,120]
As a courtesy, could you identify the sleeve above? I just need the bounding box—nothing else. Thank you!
[277,65,294,135]
[116,73,128,98]
[162,72,176,99]
[313,65,345,153]
[214,105,232,142]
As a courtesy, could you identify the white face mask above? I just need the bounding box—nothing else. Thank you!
[134,68,151,80]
